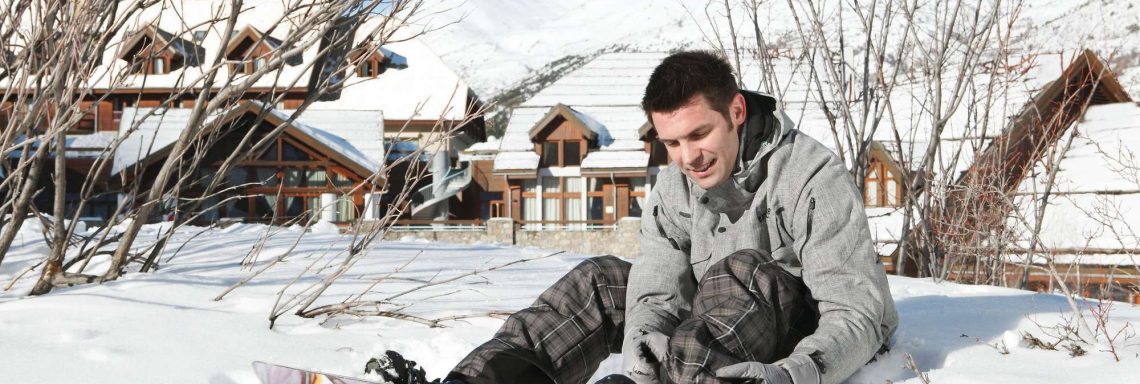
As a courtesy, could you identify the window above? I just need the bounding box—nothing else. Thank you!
[541,142,559,167]
[540,140,584,167]
[253,194,278,219]
[542,177,560,222]
[129,58,145,74]
[152,58,165,74]
[864,158,901,207]
[225,197,249,218]
[258,146,279,161]
[336,194,355,222]
[283,196,304,217]
[563,141,580,166]
[281,141,311,161]
[253,57,267,72]
[305,169,327,187]
[307,196,321,220]
[332,172,353,188]
[565,177,583,227]
[629,177,647,218]
[111,98,125,122]
[227,168,249,186]
[283,169,302,187]
[481,192,504,220]
[587,178,607,222]
[521,179,539,228]
[537,176,586,228]
[358,59,376,77]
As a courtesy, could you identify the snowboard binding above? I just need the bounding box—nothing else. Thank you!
[365,350,439,384]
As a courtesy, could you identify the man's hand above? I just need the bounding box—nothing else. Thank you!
[715,354,820,384]
[622,329,669,384]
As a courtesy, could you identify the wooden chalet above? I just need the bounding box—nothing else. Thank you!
[0,0,484,226]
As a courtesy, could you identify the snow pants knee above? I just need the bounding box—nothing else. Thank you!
[448,250,818,384]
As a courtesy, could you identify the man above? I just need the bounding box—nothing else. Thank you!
[408,50,896,384]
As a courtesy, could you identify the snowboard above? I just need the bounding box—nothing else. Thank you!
[252,361,382,384]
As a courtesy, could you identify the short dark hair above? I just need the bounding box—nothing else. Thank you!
[641,50,738,120]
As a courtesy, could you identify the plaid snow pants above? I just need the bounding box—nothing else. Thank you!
[448,249,819,384]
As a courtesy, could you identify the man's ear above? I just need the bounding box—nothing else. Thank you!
[730,93,746,127]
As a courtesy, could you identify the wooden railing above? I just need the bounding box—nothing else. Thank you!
[388,219,486,231]
[516,220,613,231]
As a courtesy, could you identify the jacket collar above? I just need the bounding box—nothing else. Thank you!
[694,90,793,216]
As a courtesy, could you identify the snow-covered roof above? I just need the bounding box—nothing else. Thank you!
[113,107,202,175]
[734,51,1074,176]
[493,151,540,172]
[305,37,470,121]
[5,0,470,122]
[464,136,501,153]
[494,52,667,173]
[113,104,384,176]
[580,151,648,171]
[65,132,119,159]
[493,50,1073,175]
[1015,102,1140,252]
[274,108,384,173]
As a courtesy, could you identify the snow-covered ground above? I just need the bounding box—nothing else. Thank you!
[1,222,1138,383]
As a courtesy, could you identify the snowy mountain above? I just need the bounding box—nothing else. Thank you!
[419,0,701,97]
[420,0,1140,102]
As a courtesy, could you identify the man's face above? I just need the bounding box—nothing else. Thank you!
[651,93,746,190]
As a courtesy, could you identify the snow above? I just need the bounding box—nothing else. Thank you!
[113,107,202,175]
[580,151,649,171]
[113,105,385,175]
[2,226,1140,383]
[492,151,540,171]
[272,108,385,173]
[421,1,696,96]
[1013,103,1140,254]
[2,0,470,122]
[65,132,119,159]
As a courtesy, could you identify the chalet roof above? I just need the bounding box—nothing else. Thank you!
[494,52,667,173]
[112,103,384,177]
[3,0,472,122]
[117,25,207,66]
[1014,102,1140,253]
[493,151,539,173]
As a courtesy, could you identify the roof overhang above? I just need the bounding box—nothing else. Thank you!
[113,101,383,184]
[527,104,600,141]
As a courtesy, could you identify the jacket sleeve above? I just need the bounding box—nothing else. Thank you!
[624,177,696,341]
[790,153,899,384]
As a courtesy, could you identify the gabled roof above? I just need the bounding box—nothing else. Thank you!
[0,0,474,122]
[113,101,384,178]
[224,25,301,66]
[116,25,206,66]
[494,52,667,173]
[1015,101,1140,254]
[867,140,906,180]
[929,50,1133,253]
[526,103,608,142]
[954,50,1132,203]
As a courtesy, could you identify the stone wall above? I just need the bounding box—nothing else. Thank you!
[377,217,641,258]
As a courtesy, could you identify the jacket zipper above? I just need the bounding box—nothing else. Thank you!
[799,197,816,257]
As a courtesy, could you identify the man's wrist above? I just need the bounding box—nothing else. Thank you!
[775,353,821,384]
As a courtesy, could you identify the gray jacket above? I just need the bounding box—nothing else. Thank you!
[626,91,898,384]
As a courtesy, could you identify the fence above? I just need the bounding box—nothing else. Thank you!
[375,217,642,258]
